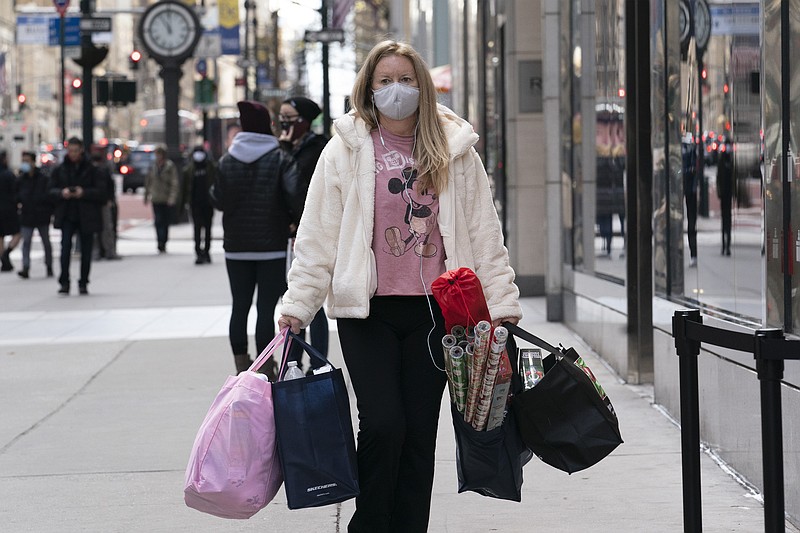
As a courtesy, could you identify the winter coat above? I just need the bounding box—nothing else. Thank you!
[48,156,105,232]
[182,158,218,209]
[286,132,329,191]
[145,158,179,205]
[212,132,303,253]
[17,168,53,227]
[281,104,522,327]
[0,165,16,216]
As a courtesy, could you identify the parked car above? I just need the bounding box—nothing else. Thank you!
[120,144,156,193]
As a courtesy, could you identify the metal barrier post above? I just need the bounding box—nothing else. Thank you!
[673,310,703,532]
[754,329,786,533]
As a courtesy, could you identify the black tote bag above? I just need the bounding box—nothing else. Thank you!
[272,332,359,509]
[451,402,533,502]
[503,322,623,474]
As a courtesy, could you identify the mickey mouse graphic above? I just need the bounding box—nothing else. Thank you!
[384,166,438,258]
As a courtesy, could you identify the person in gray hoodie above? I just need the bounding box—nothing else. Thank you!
[211,100,303,376]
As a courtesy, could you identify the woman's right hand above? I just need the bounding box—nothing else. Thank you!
[278,315,303,334]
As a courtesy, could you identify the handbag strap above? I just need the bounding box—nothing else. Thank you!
[502,321,561,355]
[278,330,336,378]
[250,328,292,372]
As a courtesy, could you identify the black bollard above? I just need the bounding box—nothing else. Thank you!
[672,309,703,533]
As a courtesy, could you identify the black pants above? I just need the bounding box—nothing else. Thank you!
[192,204,213,255]
[685,185,698,258]
[225,258,287,356]
[720,195,732,253]
[59,218,93,287]
[152,203,172,250]
[338,296,447,533]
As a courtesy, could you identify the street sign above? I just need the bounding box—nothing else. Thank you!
[53,0,70,16]
[48,16,81,46]
[304,29,345,44]
[79,17,112,33]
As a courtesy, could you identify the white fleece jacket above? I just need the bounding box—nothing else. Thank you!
[281,104,522,327]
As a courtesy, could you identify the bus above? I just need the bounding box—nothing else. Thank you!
[137,109,201,153]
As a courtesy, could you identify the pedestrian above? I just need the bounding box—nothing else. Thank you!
[16,150,54,279]
[91,152,120,260]
[682,132,698,267]
[182,145,217,264]
[48,137,106,295]
[0,150,21,272]
[211,100,303,377]
[278,40,522,533]
[144,145,179,254]
[279,95,330,370]
[717,137,734,256]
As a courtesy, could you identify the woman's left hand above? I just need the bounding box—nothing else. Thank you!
[492,317,519,327]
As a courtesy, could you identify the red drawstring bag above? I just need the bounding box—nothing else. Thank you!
[431,267,492,332]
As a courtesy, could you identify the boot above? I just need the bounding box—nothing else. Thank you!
[17,268,29,279]
[234,354,252,374]
[46,266,54,278]
[0,249,12,272]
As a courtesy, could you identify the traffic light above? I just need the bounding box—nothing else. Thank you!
[16,84,26,111]
[129,50,142,71]
[71,77,83,94]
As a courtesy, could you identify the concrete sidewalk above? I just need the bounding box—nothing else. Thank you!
[0,222,795,532]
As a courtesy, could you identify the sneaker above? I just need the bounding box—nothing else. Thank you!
[58,284,69,295]
[689,257,697,268]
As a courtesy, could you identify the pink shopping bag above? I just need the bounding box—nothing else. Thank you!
[184,330,290,519]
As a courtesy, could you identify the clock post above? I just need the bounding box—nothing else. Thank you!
[138,0,202,164]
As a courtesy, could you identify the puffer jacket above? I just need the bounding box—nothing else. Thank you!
[281,104,522,327]
[213,132,303,253]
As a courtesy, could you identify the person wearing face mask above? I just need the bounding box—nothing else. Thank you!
[278,96,331,371]
[16,151,54,279]
[182,145,218,264]
[278,40,521,532]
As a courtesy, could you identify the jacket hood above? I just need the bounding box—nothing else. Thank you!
[228,132,280,163]
[332,103,479,159]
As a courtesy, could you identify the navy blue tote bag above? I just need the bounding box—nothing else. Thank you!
[272,331,359,509]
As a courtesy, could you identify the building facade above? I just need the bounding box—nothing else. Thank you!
[408,0,798,526]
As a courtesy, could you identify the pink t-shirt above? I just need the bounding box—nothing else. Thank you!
[371,128,446,296]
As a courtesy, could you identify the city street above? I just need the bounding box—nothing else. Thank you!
[0,199,796,532]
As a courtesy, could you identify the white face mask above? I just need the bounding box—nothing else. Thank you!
[192,151,207,163]
[372,82,420,121]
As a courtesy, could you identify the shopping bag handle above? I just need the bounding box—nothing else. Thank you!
[250,328,292,372]
[501,321,561,356]
[278,330,336,378]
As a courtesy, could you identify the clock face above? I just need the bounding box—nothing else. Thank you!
[140,1,200,61]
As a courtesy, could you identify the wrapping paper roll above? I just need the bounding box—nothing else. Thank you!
[472,327,508,430]
[465,321,492,424]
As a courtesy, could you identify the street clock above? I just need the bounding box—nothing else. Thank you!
[138,0,201,63]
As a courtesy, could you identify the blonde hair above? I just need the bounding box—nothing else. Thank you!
[351,40,450,193]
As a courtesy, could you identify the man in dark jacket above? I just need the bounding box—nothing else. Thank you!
[48,137,106,295]
[0,150,21,272]
[182,145,218,264]
[716,138,734,256]
[211,100,303,375]
[279,96,330,370]
[16,151,54,279]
